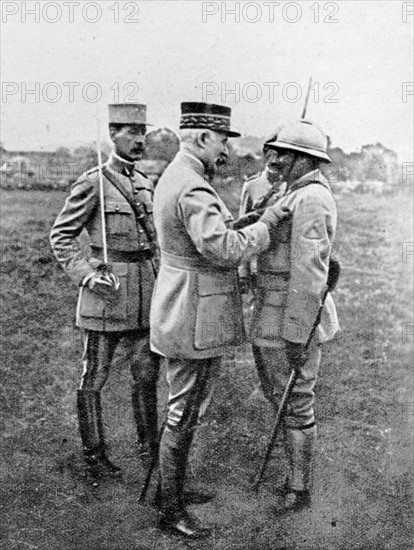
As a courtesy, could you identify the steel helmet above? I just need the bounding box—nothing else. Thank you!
[265,119,331,162]
[262,125,284,153]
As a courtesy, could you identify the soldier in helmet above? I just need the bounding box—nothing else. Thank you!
[247,119,339,511]
[150,102,291,538]
[50,104,160,485]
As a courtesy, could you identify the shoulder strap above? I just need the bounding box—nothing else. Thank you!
[287,178,333,197]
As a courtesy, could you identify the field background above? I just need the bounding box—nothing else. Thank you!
[1,186,413,550]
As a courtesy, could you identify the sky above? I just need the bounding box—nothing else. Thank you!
[1,0,413,161]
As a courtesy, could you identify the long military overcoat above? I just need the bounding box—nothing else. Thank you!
[50,153,157,332]
[249,169,339,347]
[150,151,271,359]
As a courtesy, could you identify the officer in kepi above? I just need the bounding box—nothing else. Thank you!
[150,102,291,538]
[246,119,339,511]
[50,103,160,485]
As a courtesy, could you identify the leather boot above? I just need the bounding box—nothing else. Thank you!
[283,424,316,511]
[77,390,122,482]
[158,424,211,539]
[131,381,158,461]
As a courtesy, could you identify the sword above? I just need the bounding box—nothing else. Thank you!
[94,105,119,289]
[96,104,108,267]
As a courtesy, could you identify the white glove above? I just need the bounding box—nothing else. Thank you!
[260,204,291,228]
[84,271,120,299]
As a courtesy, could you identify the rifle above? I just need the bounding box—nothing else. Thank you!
[301,76,312,119]
[138,420,166,503]
[249,77,314,215]
[252,257,340,492]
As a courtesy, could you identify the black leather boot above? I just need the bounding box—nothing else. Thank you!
[131,381,158,462]
[283,425,316,511]
[77,390,122,482]
[157,424,211,539]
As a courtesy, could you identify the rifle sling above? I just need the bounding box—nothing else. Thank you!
[254,179,327,211]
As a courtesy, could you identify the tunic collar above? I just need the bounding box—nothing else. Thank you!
[178,151,206,178]
[289,169,332,193]
[106,151,136,176]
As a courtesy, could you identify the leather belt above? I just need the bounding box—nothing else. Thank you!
[161,250,231,273]
[91,246,152,263]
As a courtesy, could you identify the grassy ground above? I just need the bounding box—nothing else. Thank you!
[0,188,413,550]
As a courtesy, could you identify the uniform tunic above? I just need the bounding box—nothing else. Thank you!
[150,151,271,360]
[50,152,157,332]
[243,169,339,428]
[250,169,339,346]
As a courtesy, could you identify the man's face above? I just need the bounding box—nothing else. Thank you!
[265,148,296,182]
[203,131,229,177]
[111,125,146,162]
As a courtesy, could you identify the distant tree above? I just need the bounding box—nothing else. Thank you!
[71,145,102,182]
[327,141,400,187]
[55,146,72,161]
[145,128,179,162]
[358,143,398,182]
[73,145,98,167]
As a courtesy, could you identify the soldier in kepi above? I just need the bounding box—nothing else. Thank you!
[150,102,291,538]
[245,119,339,511]
[50,103,160,485]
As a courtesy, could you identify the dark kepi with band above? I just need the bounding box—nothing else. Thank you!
[108,103,153,126]
[180,102,240,138]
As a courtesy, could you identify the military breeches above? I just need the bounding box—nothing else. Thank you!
[164,356,221,430]
[79,329,159,391]
[158,356,221,513]
[252,343,322,428]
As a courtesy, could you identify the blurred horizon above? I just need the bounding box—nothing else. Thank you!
[1,1,413,161]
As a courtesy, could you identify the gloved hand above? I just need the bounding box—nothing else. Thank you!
[285,341,311,372]
[85,271,120,300]
[260,204,291,229]
[232,210,262,230]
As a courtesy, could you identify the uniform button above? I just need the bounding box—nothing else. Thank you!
[138,229,144,234]
[136,202,141,206]
[115,206,120,212]
[133,189,138,194]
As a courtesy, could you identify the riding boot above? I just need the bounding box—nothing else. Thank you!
[284,424,316,511]
[158,424,211,539]
[131,381,159,461]
[77,389,122,481]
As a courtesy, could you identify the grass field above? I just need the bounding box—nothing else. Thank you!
[0,187,413,550]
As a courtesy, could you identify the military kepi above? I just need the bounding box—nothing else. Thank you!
[180,102,240,137]
[108,103,152,126]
